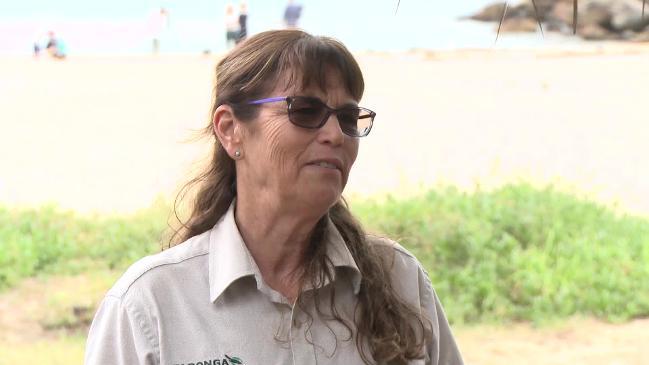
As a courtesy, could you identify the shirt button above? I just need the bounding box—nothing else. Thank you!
[293,317,302,329]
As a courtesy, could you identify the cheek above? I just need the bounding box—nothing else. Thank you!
[260,120,298,175]
[346,139,360,171]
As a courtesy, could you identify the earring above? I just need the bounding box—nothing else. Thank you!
[234,150,241,158]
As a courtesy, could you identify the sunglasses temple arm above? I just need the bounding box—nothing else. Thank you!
[248,96,288,105]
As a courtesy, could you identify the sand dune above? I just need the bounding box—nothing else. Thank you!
[1,46,648,215]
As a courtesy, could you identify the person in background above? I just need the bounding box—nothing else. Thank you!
[148,7,170,54]
[45,31,66,59]
[33,32,44,57]
[236,2,248,45]
[224,3,240,49]
[84,29,464,365]
[283,0,303,28]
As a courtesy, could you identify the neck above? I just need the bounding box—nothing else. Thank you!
[234,193,326,300]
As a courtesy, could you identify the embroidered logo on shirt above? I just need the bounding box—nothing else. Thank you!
[225,355,243,365]
[173,354,243,365]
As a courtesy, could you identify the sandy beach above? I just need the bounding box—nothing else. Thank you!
[1,45,648,216]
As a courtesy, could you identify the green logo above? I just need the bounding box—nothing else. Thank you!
[224,355,243,365]
[173,355,243,365]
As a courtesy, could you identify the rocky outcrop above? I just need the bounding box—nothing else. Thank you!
[467,0,649,41]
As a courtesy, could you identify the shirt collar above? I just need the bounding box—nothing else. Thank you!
[322,216,362,295]
[208,202,259,303]
[208,201,362,302]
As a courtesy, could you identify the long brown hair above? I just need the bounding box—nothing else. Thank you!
[171,30,431,364]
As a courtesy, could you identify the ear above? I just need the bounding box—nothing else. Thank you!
[213,104,243,158]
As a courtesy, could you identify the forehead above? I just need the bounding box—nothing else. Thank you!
[273,68,354,100]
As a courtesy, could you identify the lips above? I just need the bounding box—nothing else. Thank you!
[307,158,343,172]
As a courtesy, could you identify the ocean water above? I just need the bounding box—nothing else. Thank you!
[0,0,587,55]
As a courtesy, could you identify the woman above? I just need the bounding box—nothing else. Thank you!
[85,30,464,365]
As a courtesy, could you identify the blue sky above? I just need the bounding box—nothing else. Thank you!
[0,1,564,54]
[0,0,495,20]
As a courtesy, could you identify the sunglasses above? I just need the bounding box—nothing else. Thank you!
[247,96,375,137]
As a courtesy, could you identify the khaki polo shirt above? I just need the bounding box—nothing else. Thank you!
[85,203,464,365]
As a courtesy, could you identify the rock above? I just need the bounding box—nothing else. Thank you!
[577,0,649,32]
[550,2,576,24]
[467,0,649,41]
[545,18,572,33]
[580,24,614,40]
[512,0,570,20]
[604,0,649,31]
[577,1,613,29]
[630,31,649,41]
[499,17,540,32]
[469,3,507,21]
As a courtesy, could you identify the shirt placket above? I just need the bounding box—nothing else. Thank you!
[289,301,317,365]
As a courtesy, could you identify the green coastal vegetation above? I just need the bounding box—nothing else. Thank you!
[1,183,648,325]
[354,184,649,324]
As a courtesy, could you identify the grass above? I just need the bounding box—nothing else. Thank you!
[1,183,648,325]
[37,270,120,332]
[0,336,85,364]
[0,271,120,364]
[0,201,168,290]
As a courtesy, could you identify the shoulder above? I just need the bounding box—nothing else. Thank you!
[365,234,422,269]
[106,230,211,299]
[364,238,465,363]
[365,234,436,299]
[365,235,429,278]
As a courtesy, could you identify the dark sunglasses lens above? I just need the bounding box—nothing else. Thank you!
[337,109,360,136]
[288,98,327,128]
[338,108,373,137]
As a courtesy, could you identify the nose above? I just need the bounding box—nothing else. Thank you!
[317,112,345,146]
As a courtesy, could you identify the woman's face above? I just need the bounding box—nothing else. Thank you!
[236,70,360,216]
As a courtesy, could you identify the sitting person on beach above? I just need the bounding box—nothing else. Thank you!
[84,29,464,365]
[33,31,65,59]
[45,31,66,59]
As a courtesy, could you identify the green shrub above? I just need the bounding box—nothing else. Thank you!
[0,204,166,289]
[351,183,649,324]
[1,183,648,324]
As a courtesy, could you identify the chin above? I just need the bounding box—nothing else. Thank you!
[303,187,342,214]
